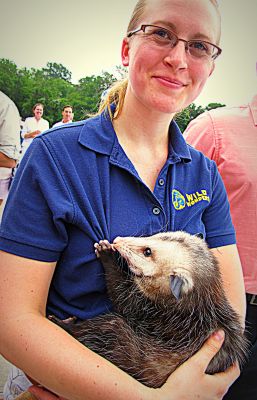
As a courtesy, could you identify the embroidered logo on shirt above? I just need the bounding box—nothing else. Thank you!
[172,190,186,210]
[172,189,210,210]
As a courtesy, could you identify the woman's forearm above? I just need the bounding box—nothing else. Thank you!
[211,244,246,326]
[24,130,39,139]
[0,253,151,400]
[1,313,152,400]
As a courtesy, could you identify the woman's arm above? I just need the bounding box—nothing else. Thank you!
[211,244,246,326]
[23,130,41,139]
[0,152,17,168]
[0,250,240,400]
[0,251,150,400]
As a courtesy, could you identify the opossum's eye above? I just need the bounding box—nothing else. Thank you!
[143,247,152,257]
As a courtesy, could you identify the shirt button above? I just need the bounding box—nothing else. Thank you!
[158,178,165,186]
[152,207,161,215]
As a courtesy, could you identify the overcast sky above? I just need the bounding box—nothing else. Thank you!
[1,0,256,107]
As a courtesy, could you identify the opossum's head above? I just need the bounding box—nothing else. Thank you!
[113,231,219,301]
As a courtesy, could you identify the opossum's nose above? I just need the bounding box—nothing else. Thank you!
[113,237,123,250]
[113,236,124,246]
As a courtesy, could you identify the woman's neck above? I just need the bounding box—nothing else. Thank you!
[112,93,174,191]
[113,90,174,148]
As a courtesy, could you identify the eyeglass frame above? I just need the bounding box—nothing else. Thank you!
[127,24,222,60]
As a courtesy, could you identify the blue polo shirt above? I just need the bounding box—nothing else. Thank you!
[0,110,235,320]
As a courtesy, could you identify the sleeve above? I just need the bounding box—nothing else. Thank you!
[0,95,21,159]
[184,112,218,163]
[203,161,235,248]
[21,118,29,139]
[0,137,75,261]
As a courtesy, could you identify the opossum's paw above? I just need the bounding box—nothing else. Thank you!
[94,240,116,258]
[48,315,77,331]
[49,315,77,325]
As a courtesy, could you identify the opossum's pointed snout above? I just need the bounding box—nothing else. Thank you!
[112,237,123,252]
[113,236,122,244]
[170,275,183,300]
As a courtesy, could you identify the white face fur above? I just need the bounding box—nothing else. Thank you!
[113,231,213,300]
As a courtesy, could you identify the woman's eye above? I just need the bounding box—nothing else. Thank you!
[153,28,169,39]
[143,248,152,257]
[190,41,208,52]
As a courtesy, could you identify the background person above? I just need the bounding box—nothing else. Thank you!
[52,105,74,128]
[0,1,244,400]
[184,87,257,400]
[0,91,20,216]
[21,103,49,156]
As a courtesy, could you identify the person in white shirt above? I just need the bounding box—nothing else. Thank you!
[52,105,73,128]
[0,91,21,212]
[21,103,49,155]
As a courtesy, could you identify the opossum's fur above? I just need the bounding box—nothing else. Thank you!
[50,231,248,388]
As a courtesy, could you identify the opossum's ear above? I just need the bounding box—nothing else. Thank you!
[170,275,183,300]
[195,232,204,239]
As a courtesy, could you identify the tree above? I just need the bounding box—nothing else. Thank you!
[75,71,117,119]
[0,59,19,102]
[205,102,225,111]
[175,103,205,132]
[175,102,226,132]
[42,62,72,82]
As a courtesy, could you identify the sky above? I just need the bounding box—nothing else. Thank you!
[1,0,257,107]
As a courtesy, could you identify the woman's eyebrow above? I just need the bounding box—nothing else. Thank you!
[151,20,213,41]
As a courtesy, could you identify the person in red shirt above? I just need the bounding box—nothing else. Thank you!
[185,86,257,400]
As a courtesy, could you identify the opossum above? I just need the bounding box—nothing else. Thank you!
[50,231,248,388]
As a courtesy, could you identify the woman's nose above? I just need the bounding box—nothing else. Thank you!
[163,40,188,70]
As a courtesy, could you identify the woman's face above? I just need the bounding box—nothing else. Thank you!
[122,0,220,115]
[33,105,44,120]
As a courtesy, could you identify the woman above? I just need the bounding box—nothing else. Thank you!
[21,103,49,156]
[0,0,245,399]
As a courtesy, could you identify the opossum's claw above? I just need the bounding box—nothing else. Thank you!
[94,240,116,258]
[170,275,183,300]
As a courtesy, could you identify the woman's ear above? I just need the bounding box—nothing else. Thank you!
[121,38,130,66]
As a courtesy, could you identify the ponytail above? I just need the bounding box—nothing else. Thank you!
[97,78,128,120]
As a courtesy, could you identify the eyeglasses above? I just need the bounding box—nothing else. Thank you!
[127,25,222,60]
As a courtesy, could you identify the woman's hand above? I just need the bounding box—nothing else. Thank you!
[28,386,65,400]
[155,330,240,400]
[26,331,240,400]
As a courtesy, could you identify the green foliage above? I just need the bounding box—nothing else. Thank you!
[76,72,116,119]
[175,102,225,132]
[0,58,225,128]
[0,59,118,126]
[42,62,72,82]
[0,59,19,101]
[205,102,225,111]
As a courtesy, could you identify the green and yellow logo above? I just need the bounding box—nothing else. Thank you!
[172,189,210,210]
[172,190,186,210]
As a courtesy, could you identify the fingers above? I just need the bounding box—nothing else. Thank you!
[15,391,38,400]
[28,386,61,400]
[161,330,239,400]
[192,330,225,372]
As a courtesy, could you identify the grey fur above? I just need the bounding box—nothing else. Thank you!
[50,231,248,388]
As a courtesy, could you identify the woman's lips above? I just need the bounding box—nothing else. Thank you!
[154,76,187,89]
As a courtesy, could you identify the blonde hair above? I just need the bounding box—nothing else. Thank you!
[98,0,220,120]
